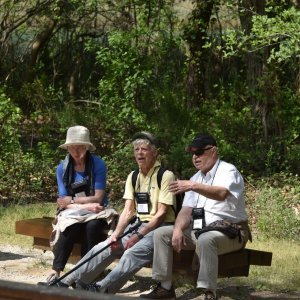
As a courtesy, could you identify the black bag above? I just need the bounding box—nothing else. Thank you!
[194,220,242,242]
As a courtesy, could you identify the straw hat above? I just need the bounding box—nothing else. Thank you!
[58,126,96,151]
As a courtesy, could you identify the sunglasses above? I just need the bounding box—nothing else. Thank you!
[190,146,214,156]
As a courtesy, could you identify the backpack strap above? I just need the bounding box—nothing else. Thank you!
[131,169,139,190]
[157,167,181,217]
[156,166,166,189]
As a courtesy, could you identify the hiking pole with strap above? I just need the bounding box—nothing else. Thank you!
[49,216,142,286]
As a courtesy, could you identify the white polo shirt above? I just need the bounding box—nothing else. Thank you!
[182,159,248,225]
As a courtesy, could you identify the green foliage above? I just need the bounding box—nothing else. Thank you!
[0,91,22,153]
[0,90,58,203]
[96,30,150,132]
[250,7,300,63]
[222,6,300,63]
[250,173,300,240]
[103,143,136,209]
[0,0,299,220]
[0,92,22,199]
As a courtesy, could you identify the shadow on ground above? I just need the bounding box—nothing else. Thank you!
[0,251,28,262]
[118,275,300,300]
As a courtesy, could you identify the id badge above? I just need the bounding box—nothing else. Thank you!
[135,192,150,214]
[192,207,205,230]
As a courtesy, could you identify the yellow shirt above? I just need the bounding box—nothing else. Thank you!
[123,161,176,222]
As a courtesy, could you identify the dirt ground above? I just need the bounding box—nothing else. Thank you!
[0,244,299,300]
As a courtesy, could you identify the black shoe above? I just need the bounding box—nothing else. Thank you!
[37,280,69,288]
[75,280,107,293]
[140,283,176,299]
[46,273,58,284]
[204,291,217,300]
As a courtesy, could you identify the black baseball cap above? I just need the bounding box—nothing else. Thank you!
[186,133,217,152]
[132,131,158,147]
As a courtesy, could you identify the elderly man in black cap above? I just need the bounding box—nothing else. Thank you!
[49,131,176,294]
[141,133,251,300]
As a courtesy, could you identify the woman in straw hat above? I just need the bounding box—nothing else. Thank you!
[47,125,109,284]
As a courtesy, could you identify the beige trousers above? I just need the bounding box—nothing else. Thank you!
[152,224,248,291]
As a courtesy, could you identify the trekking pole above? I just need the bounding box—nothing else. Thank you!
[49,217,142,286]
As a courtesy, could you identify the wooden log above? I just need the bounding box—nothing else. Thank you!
[0,279,130,300]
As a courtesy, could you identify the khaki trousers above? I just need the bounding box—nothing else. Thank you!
[152,224,248,291]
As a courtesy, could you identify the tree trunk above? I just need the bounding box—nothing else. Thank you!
[238,0,272,140]
[27,19,57,83]
[184,0,216,108]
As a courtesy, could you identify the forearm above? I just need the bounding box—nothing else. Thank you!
[189,182,229,201]
[113,206,135,237]
[71,189,105,204]
[174,207,192,232]
[170,180,229,201]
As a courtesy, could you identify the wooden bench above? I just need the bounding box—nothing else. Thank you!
[15,217,272,278]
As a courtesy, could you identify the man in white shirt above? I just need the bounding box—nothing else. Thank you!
[141,134,251,300]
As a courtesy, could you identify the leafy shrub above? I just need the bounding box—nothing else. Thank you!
[0,91,58,203]
[248,173,300,240]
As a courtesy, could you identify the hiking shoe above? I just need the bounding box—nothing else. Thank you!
[37,280,69,288]
[204,291,217,300]
[140,283,176,299]
[75,280,107,293]
[46,273,58,284]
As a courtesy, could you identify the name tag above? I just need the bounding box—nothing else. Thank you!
[192,207,205,230]
[135,192,150,214]
[193,219,204,230]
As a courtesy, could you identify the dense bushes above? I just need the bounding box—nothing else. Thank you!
[0,1,299,240]
[246,173,300,241]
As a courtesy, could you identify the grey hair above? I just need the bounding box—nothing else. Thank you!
[133,138,157,152]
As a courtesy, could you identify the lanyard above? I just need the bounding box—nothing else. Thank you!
[195,160,220,208]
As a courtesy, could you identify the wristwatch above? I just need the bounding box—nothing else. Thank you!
[135,231,144,240]
[70,197,75,204]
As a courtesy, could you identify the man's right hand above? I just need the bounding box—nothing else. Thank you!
[171,228,186,253]
[108,232,121,251]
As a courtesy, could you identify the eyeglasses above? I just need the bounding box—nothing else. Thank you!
[191,146,213,156]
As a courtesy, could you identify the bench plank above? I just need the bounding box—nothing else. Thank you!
[15,217,272,278]
[16,217,53,239]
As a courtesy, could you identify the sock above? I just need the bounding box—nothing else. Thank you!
[161,280,172,290]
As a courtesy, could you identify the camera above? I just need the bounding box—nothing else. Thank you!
[71,178,88,196]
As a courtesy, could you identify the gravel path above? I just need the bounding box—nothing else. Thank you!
[0,244,154,296]
[0,244,54,284]
[0,244,299,299]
